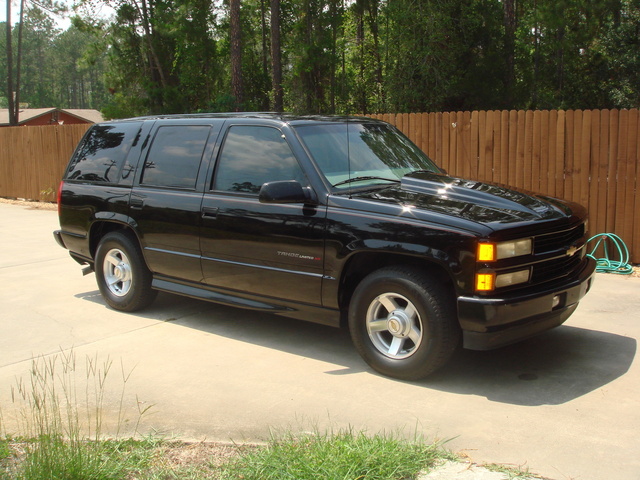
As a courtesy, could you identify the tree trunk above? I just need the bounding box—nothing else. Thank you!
[230,0,243,110]
[260,0,269,109]
[556,27,565,101]
[6,0,16,125]
[304,0,314,112]
[329,0,338,112]
[14,0,25,124]
[355,0,365,113]
[366,0,383,110]
[532,0,539,107]
[503,0,516,106]
[135,0,168,110]
[270,0,283,111]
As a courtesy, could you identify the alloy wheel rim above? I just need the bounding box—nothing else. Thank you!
[103,248,132,297]
[365,292,423,359]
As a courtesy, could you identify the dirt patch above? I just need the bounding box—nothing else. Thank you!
[152,440,258,469]
[0,197,57,211]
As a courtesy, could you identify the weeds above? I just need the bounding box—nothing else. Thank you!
[220,429,454,480]
[483,462,544,479]
[2,350,154,479]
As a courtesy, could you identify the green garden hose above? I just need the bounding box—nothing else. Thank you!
[586,233,634,275]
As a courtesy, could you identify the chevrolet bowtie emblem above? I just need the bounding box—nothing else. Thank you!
[566,245,578,257]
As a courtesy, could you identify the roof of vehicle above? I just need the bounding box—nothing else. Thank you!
[104,112,385,126]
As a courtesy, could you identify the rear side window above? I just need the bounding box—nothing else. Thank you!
[141,126,211,189]
[66,122,141,183]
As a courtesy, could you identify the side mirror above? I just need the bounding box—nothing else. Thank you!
[259,180,316,204]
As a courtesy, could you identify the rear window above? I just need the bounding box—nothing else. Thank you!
[66,123,141,183]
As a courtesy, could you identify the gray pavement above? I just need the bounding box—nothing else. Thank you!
[0,201,639,480]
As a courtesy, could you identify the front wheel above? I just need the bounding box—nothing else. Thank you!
[95,231,157,312]
[348,267,460,380]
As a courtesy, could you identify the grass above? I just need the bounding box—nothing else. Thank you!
[0,437,10,462]
[0,350,539,479]
[1,431,456,480]
[219,430,454,480]
[6,436,158,480]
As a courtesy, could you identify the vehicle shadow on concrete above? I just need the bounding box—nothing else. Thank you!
[79,290,636,407]
[425,326,636,406]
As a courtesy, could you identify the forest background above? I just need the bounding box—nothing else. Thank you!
[1,0,639,121]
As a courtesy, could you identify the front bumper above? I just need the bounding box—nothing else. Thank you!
[458,256,597,350]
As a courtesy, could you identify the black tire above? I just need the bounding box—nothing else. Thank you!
[348,266,460,380]
[95,231,157,312]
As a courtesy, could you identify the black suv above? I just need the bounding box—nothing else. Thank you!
[54,113,596,379]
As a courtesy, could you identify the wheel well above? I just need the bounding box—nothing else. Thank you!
[89,222,136,260]
[338,253,454,327]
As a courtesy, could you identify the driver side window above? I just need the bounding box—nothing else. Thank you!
[213,126,307,194]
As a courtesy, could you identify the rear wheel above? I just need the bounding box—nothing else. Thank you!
[348,267,460,380]
[95,231,157,312]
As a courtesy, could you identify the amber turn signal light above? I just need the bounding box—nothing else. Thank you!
[475,273,495,291]
[477,243,496,262]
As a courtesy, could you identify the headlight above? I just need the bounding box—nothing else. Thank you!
[477,238,533,261]
[495,269,531,288]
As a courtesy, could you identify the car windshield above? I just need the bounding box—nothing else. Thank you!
[293,122,440,190]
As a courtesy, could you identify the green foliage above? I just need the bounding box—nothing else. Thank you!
[3,0,638,117]
[220,429,450,480]
[1,8,107,112]
[590,0,640,108]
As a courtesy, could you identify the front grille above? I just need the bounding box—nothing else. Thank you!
[528,222,587,286]
[531,252,583,284]
[491,222,588,292]
[534,224,585,254]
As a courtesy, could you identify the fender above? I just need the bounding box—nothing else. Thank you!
[89,212,141,258]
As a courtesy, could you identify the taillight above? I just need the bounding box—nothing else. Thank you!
[57,181,64,216]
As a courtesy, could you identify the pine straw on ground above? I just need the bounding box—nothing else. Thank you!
[152,440,256,469]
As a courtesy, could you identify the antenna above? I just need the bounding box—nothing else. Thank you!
[346,115,352,198]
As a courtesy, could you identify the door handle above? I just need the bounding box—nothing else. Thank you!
[202,206,219,218]
[130,197,144,208]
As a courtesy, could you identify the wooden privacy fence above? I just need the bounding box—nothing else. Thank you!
[368,110,639,265]
[0,110,638,263]
[0,124,90,201]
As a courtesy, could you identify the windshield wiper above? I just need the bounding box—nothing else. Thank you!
[408,168,447,176]
[333,176,400,187]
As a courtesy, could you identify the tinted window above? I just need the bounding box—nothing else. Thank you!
[214,126,306,194]
[294,123,439,188]
[66,123,141,183]
[141,126,211,189]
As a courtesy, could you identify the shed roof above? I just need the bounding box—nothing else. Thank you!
[0,108,104,126]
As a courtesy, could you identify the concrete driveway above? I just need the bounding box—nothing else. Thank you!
[1,201,638,480]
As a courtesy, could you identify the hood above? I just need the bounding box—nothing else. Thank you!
[352,171,581,227]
